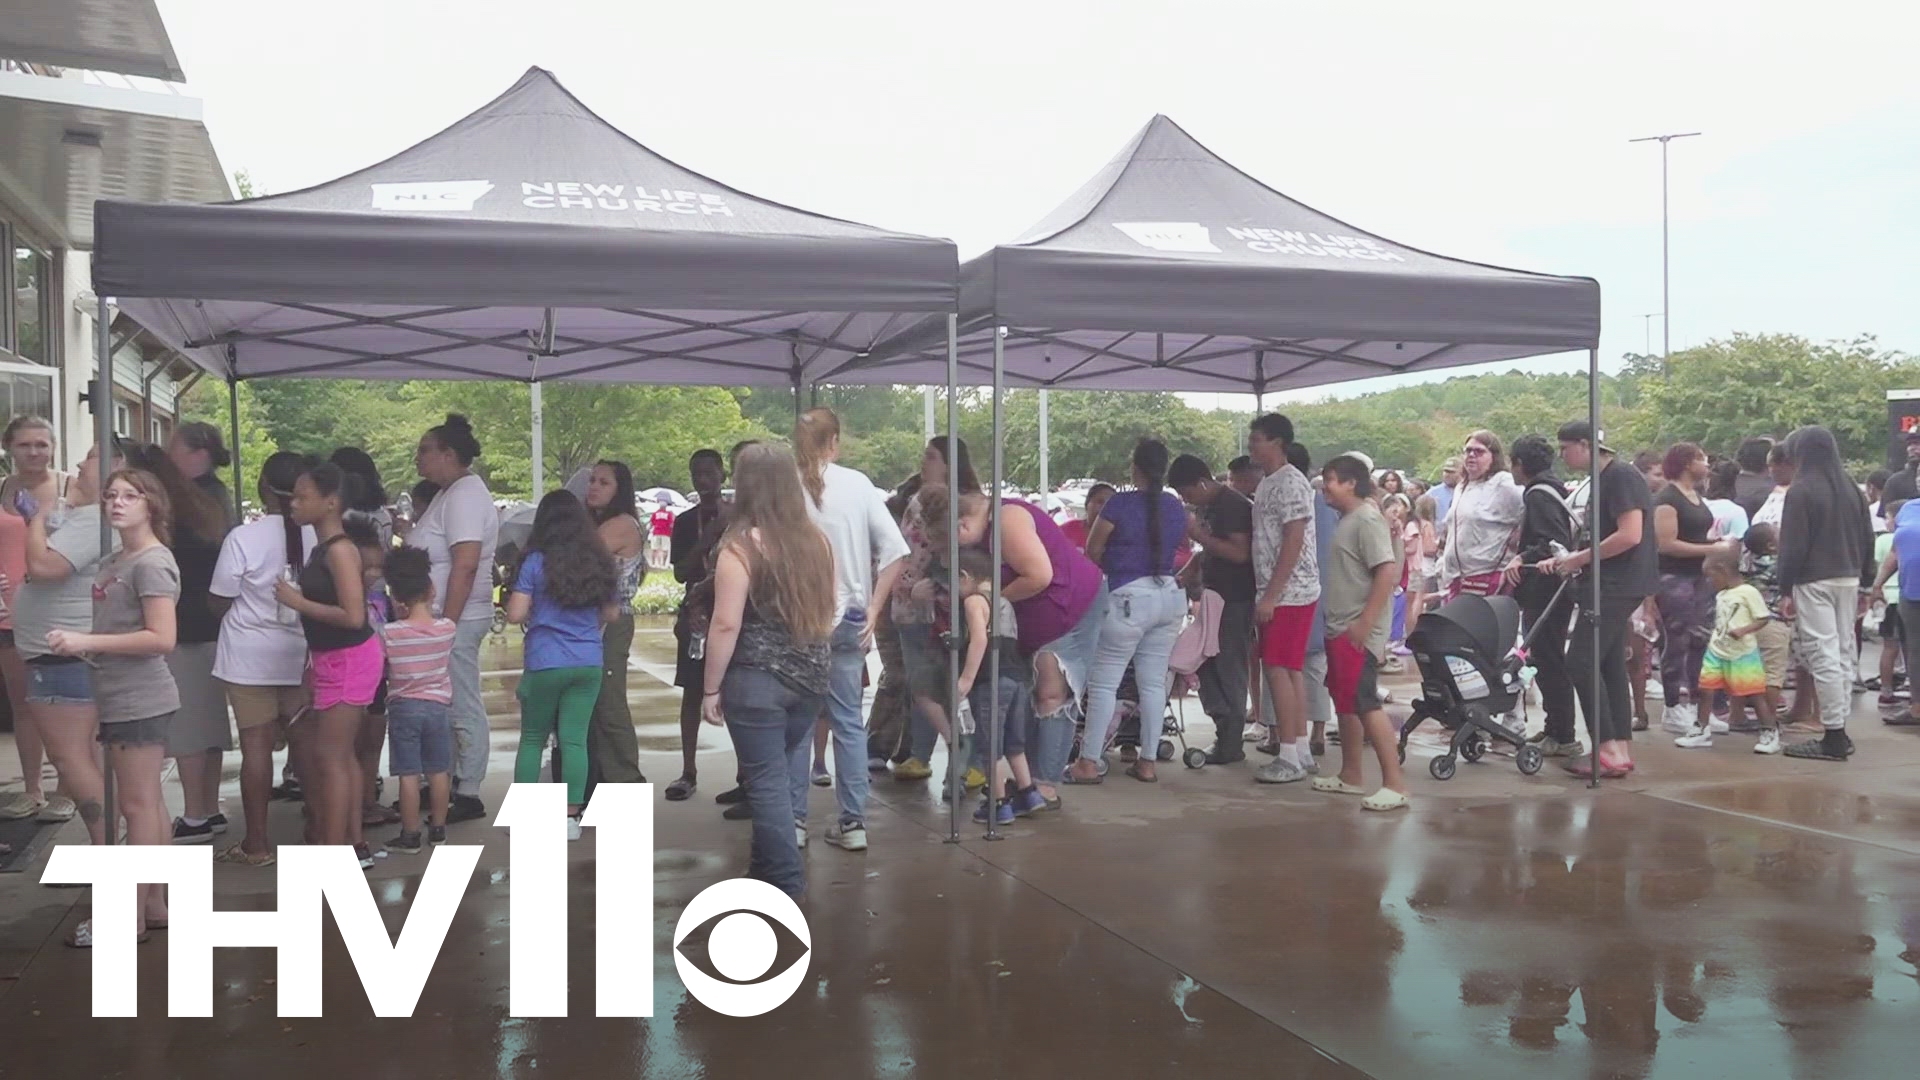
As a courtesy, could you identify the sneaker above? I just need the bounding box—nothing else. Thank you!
[867,757,890,773]
[0,793,43,820]
[355,843,375,870]
[963,767,988,792]
[1010,787,1048,817]
[1254,758,1307,784]
[567,816,582,842]
[723,802,753,820]
[893,758,932,781]
[1378,655,1405,675]
[810,763,831,787]
[1707,716,1730,735]
[446,795,487,824]
[1203,746,1246,766]
[1529,734,1584,758]
[428,825,448,846]
[1659,704,1693,736]
[714,785,748,804]
[1754,729,1783,755]
[37,796,77,823]
[171,818,215,844]
[1674,729,1715,749]
[825,820,867,850]
[972,800,1015,826]
[206,812,228,834]
[795,822,809,849]
[386,831,424,855]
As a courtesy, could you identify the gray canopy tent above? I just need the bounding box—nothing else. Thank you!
[83,66,963,835]
[842,115,1608,802]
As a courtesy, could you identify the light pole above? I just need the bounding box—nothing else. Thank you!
[1639,313,1661,357]
[1629,131,1701,366]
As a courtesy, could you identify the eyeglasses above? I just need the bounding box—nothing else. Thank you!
[102,489,148,505]
[1462,446,1491,458]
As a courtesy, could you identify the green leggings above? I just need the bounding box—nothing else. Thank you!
[515,666,602,807]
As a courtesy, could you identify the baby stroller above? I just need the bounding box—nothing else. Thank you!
[1071,664,1204,776]
[1394,592,1551,781]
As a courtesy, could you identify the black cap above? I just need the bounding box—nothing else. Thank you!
[1555,420,1614,454]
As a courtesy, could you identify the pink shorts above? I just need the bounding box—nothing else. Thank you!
[1260,603,1318,671]
[309,634,385,711]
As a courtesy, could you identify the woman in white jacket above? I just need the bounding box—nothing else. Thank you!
[1439,430,1525,601]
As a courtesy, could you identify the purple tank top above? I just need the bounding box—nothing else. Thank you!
[989,499,1101,654]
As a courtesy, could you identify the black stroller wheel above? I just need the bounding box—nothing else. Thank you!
[1157,739,1175,762]
[1430,755,1457,781]
[1460,736,1484,764]
[1183,747,1207,770]
[1517,744,1545,776]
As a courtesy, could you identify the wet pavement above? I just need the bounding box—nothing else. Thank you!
[2,623,1917,1079]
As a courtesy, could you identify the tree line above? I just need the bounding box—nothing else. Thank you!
[177,332,1914,503]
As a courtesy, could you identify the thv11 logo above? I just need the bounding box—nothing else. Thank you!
[43,783,811,1018]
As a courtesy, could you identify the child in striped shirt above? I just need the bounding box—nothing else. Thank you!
[378,546,458,853]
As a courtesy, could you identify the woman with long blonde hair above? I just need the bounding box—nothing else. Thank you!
[701,443,835,898]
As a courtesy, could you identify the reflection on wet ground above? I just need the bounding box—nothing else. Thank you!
[2,623,1918,1078]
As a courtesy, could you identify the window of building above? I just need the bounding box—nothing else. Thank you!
[150,414,171,444]
[114,401,132,438]
[7,233,51,365]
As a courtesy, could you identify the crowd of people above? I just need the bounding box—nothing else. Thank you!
[1,399,1903,909]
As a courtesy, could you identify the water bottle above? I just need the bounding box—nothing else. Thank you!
[688,632,706,661]
[277,565,301,626]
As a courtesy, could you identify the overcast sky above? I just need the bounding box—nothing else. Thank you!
[158,0,1919,406]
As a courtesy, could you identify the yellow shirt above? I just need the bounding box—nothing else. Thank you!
[1708,583,1769,661]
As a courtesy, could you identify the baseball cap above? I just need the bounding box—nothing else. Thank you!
[1555,420,1614,455]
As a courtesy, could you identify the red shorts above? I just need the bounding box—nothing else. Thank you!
[1325,636,1383,716]
[1259,602,1317,670]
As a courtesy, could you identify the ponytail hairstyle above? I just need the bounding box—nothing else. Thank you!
[124,441,227,543]
[1133,438,1172,580]
[297,461,364,525]
[260,450,312,572]
[795,407,840,508]
[927,436,982,493]
[174,421,232,469]
[328,446,387,512]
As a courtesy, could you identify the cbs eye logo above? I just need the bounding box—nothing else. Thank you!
[672,878,812,1016]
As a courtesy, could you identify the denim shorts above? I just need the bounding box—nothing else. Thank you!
[99,712,173,748]
[26,656,93,705]
[387,696,453,777]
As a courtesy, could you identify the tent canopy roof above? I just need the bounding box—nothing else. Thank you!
[829,115,1598,393]
[93,66,957,385]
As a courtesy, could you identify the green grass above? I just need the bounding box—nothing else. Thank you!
[631,575,685,616]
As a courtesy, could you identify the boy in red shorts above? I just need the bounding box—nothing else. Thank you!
[1248,414,1321,784]
[1310,455,1409,810]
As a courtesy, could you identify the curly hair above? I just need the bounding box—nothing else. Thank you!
[522,489,617,609]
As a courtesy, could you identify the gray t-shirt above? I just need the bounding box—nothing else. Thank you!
[12,505,118,660]
[91,543,182,724]
[1322,503,1399,661]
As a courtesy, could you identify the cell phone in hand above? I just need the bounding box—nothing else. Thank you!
[12,488,37,520]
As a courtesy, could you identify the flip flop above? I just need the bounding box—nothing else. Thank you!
[1124,764,1158,783]
[215,845,276,867]
[1311,777,1366,795]
[1361,789,1410,812]
[664,778,696,801]
[1062,768,1104,785]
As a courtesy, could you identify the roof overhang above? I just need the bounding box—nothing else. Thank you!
[0,0,185,81]
[0,69,228,249]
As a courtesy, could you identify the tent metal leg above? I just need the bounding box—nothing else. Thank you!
[983,328,1005,840]
[1588,346,1601,790]
[924,386,936,442]
[1038,389,1049,502]
[944,313,962,845]
[94,296,115,844]
[226,376,244,521]
[530,380,545,496]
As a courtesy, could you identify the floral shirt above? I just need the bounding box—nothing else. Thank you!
[1252,465,1319,606]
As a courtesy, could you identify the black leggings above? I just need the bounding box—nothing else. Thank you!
[1521,586,1577,742]
[1567,600,1636,745]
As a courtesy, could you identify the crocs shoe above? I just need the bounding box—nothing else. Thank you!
[1361,788,1410,812]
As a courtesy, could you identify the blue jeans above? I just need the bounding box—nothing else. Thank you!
[788,618,870,827]
[1080,578,1187,762]
[724,665,821,898]
[967,673,1031,770]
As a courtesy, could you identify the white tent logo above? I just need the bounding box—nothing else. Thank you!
[370,181,495,212]
[1113,222,1219,253]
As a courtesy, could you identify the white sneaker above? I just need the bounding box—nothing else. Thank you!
[1707,714,1730,735]
[1674,729,1714,749]
[1754,729,1783,755]
[567,816,582,842]
[825,821,868,851]
[795,823,808,849]
[1659,705,1694,736]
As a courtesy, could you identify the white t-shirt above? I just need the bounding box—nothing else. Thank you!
[1252,464,1320,605]
[411,472,498,622]
[807,462,910,618]
[209,515,318,686]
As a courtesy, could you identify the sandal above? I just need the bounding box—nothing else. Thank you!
[1124,763,1158,783]
[215,845,276,867]
[65,920,151,948]
[1062,765,1104,785]
[665,777,696,801]
[1361,789,1410,812]
[1311,777,1366,796]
